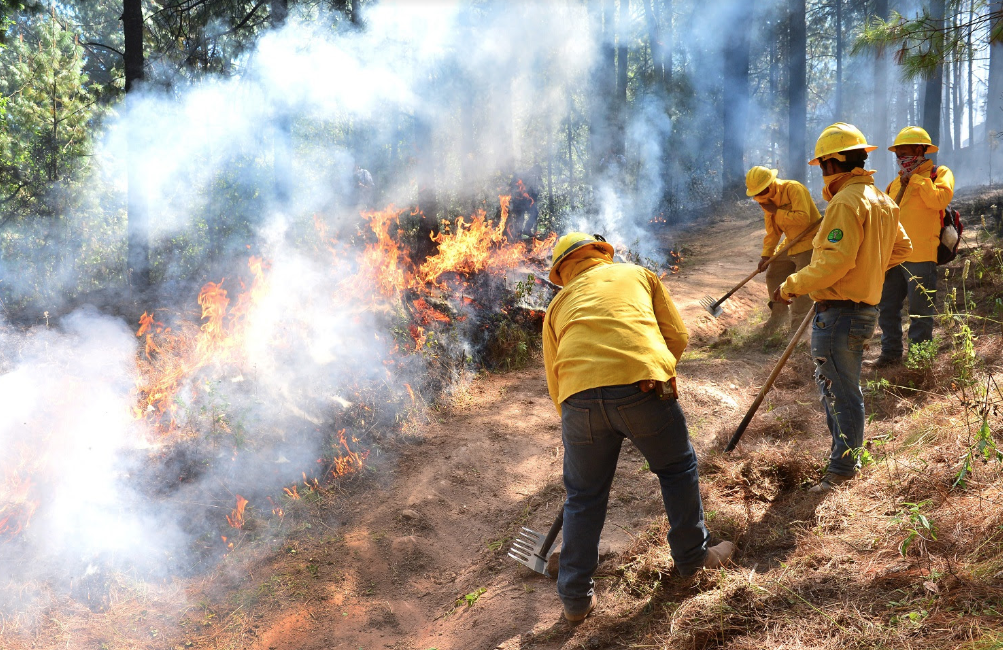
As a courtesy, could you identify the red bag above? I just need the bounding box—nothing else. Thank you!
[932,166,963,265]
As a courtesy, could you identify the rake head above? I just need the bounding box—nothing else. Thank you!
[508,526,556,577]
[700,295,724,318]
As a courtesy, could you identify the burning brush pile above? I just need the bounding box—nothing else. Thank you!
[0,196,557,614]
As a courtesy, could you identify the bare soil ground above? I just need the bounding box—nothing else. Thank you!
[8,202,1003,649]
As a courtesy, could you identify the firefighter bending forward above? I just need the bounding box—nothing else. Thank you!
[746,166,822,333]
[542,233,734,622]
[775,124,912,493]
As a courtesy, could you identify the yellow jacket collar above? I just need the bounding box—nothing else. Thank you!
[556,248,613,286]
[823,168,875,201]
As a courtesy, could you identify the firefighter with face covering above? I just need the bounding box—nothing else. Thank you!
[870,126,955,368]
[746,166,822,333]
[542,233,734,622]
[775,123,912,492]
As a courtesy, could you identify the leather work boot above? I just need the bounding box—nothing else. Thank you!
[563,593,597,623]
[702,541,736,570]
[866,354,902,369]
[808,472,855,493]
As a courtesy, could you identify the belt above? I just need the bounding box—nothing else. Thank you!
[815,299,872,312]
[637,378,678,400]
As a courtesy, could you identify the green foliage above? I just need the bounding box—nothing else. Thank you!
[0,12,101,211]
[484,317,532,370]
[954,414,1003,489]
[455,587,486,608]
[865,376,891,397]
[855,9,978,78]
[894,500,937,557]
[905,338,939,371]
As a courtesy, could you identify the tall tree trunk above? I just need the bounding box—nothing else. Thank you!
[722,0,754,199]
[351,0,361,25]
[968,0,975,149]
[873,0,889,176]
[271,0,291,210]
[769,33,778,163]
[787,0,807,182]
[589,0,616,177]
[922,0,946,155]
[953,32,962,155]
[567,93,575,210]
[616,0,629,157]
[460,89,475,213]
[834,0,843,118]
[660,0,672,85]
[123,0,148,293]
[987,1,1003,146]
[642,0,663,84]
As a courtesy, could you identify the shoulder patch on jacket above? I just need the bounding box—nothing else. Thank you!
[827,228,843,243]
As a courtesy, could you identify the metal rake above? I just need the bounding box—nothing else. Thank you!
[508,509,563,578]
[700,216,822,319]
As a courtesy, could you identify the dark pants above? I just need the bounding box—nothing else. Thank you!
[558,384,709,614]
[811,304,878,476]
[878,261,937,358]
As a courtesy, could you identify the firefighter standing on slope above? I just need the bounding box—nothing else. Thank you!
[542,233,734,622]
[746,166,822,333]
[870,126,955,368]
[775,123,912,492]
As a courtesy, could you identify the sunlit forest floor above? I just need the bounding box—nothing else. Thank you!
[4,197,1003,649]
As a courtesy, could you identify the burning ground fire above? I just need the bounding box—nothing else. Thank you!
[0,194,676,551]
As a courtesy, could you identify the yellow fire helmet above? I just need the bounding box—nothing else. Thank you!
[745,166,778,196]
[889,125,939,153]
[809,122,877,166]
[549,232,615,285]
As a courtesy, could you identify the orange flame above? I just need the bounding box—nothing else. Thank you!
[134,257,269,429]
[226,495,248,529]
[330,429,368,477]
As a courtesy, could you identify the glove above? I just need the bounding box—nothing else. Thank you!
[757,256,771,273]
[772,285,793,306]
[761,202,778,215]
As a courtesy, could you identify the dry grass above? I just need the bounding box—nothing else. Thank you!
[558,236,1003,649]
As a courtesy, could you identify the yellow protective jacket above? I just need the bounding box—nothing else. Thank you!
[543,256,688,414]
[779,171,912,306]
[886,159,954,263]
[760,179,823,257]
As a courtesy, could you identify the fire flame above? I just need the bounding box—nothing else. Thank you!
[134,257,268,429]
[226,495,248,529]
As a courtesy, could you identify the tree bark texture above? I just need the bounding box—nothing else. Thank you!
[987,0,1003,142]
[787,0,807,182]
[123,0,149,293]
[722,0,754,199]
[922,0,945,154]
[616,0,629,157]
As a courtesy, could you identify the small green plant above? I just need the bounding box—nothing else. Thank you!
[954,415,1003,488]
[487,537,508,551]
[905,338,939,371]
[456,587,487,608]
[865,377,891,397]
[894,500,937,556]
[513,274,535,303]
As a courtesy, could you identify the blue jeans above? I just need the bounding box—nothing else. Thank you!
[811,304,877,477]
[878,261,938,357]
[558,384,709,613]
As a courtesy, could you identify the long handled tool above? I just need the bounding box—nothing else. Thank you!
[724,305,816,453]
[700,217,823,318]
[508,507,563,577]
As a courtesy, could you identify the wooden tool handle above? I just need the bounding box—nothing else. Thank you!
[724,305,816,453]
[712,216,823,310]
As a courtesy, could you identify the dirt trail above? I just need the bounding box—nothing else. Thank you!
[224,209,776,650]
